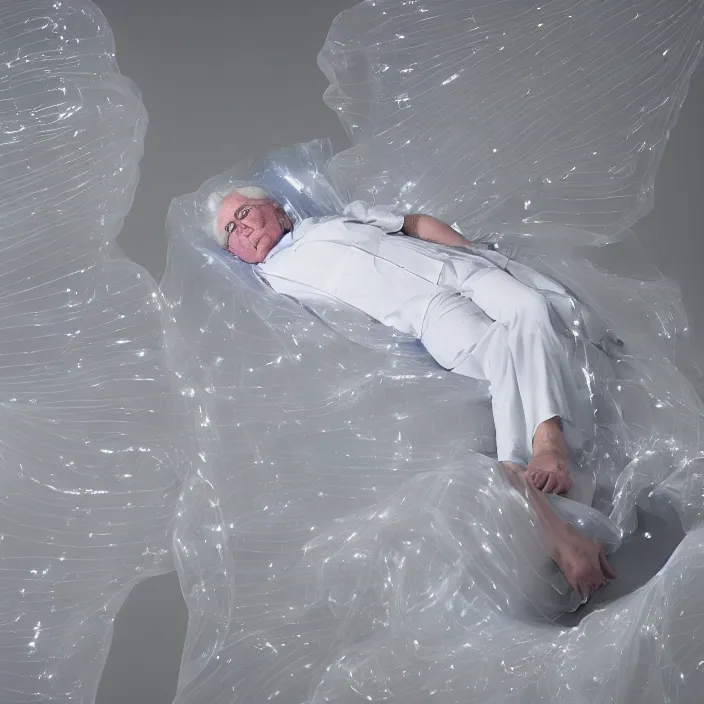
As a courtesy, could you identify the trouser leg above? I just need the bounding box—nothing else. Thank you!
[420,292,531,465]
[421,265,583,465]
[459,323,533,465]
[458,268,582,459]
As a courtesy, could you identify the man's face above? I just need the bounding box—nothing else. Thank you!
[216,191,288,264]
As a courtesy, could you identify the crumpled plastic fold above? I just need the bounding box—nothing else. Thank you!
[0,1,191,700]
[161,2,704,703]
[4,0,704,702]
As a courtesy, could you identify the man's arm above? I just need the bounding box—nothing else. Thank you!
[401,214,470,247]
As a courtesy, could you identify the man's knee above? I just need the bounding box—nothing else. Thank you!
[421,294,491,370]
[509,289,552,327]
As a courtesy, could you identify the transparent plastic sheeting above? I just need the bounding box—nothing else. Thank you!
[4,2,703,704]
[320,0,704,241]
[165,144,704,703]
[0,1,193,701]
[162,2,704,703]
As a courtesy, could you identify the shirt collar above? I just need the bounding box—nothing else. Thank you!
[263,230,294,262]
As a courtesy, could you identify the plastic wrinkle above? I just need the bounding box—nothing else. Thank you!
[161,2,704,703]
[0,1,191,701]
[3,0,704,702]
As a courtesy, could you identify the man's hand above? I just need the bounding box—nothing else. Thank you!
[501,461,616,601]
[402,214,470,248]
[552,522,617,600]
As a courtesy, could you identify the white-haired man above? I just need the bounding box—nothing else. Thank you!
[209,186,617,599]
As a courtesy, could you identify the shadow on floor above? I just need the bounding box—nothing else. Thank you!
[97,505,686,701]
[556,504,685,627]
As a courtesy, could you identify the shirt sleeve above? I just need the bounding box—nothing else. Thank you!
[342,201,405,234]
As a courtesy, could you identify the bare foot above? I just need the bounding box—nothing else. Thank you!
[527,450,572,494]
[527,417,572,494]
[551,522,617,600]
[499,460,617,600]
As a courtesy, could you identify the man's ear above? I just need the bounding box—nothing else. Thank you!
[275,204,292,231]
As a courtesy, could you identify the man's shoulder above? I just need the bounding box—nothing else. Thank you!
[295,213,345,229]
[260,220,350,272]
[290,214,349,241]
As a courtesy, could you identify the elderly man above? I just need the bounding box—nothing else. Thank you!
[208,185,617,598]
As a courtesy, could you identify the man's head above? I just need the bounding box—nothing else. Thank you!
[208,186,293,264]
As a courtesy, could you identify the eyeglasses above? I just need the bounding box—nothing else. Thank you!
[224,203,271,248]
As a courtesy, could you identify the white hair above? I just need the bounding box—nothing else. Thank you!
[206,185,274,248]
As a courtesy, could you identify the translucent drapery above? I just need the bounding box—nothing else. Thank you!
[2,0,704,701]
[0,1,191,700]
[161,2,704,702]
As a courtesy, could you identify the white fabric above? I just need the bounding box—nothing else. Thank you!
[258,203,585,466]
[257,201,496,336]
[423,267,584,466]
[161,0,704,697]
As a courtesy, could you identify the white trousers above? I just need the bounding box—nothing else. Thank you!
[420,262,583,466]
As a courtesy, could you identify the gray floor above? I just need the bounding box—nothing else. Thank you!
[93,1,704,701]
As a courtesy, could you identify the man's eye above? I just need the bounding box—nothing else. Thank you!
[237,207,250,220]
[225,222,235,235]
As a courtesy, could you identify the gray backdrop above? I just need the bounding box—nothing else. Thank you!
[92,1,704,701]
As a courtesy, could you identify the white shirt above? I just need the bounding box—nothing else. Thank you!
[256,201,497,337]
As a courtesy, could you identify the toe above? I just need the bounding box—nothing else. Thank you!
[543,475,558,493]
[532,472,548,490]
